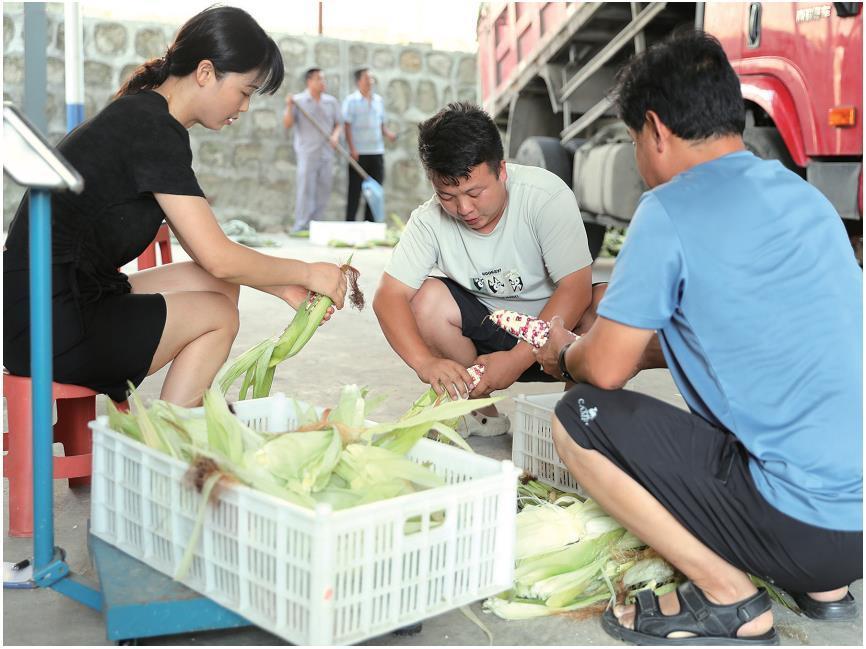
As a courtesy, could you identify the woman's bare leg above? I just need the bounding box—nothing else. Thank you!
[129,261,240,406]
[130,261,239,305]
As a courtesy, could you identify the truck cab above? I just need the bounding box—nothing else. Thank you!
[477,2,863,260]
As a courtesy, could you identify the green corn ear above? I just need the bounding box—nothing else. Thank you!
[270,305,310,364]
[286,295,332,357]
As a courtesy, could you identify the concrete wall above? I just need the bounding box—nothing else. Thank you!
[2,3,477,231]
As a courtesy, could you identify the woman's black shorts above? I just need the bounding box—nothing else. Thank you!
[554,383,862,593]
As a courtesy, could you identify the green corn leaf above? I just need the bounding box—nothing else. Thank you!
[128,386,172,456]
[202,388,245,464]
[541,558,607,608]
[251,341,276,399]
[482,596,553,619]
[175,470,222,581]
[239,365,255,401]
[428,422,473,452]
[516,529,624,587]
[216,337,272,394]
[372,421,432,455]
[363,396,501,439]
[106,399,142,442]
[328,384,367,429]
[259,365,276,399]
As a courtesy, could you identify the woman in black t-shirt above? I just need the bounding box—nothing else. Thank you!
[3,7,347,406]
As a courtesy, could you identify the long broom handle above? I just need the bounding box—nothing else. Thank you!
[291,99,370,180]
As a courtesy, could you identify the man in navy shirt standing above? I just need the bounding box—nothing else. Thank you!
[536,31,862,645]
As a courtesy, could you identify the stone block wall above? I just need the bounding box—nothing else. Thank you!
[3,3,478,231]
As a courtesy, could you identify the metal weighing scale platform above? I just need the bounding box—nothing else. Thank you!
[88,533,250,643]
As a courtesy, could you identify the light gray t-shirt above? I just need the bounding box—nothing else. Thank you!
[384,163,591,317]
[291,90,342,156]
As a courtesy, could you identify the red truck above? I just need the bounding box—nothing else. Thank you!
[477,2,863,261]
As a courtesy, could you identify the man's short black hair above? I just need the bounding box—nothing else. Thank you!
[354,67,369,83]
[417,102,504,186]
[612,30,745,141]
[304,67,322,82]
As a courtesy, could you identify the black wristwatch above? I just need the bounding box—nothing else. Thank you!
[557,342,576,383]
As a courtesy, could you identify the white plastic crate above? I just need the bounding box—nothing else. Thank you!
[89,393,519,646]
[309,220,386,246]
[512,392,585,496]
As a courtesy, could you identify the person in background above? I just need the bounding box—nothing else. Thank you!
[535,31,862,645]
[3,7,347,408]
[283,67,342,233]
[342,67,396,222]
[373,102,599,437]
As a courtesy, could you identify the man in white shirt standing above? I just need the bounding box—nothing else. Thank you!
[373,102,599,436]
[283,67,342,232]
[342,67,397,222]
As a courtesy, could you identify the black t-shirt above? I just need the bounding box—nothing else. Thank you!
[4,90,204,352]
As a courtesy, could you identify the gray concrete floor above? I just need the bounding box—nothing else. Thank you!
[3,239,863,645]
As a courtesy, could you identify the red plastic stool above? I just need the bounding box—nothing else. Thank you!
[136,222,172,270]
[2,372,126,537]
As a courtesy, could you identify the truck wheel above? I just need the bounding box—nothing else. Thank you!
[514,136,607,259]
[514,136,573,183]
[742,126,804,177]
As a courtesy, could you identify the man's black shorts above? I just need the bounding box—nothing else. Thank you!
[555,383,862,593]
[435,276,555,383]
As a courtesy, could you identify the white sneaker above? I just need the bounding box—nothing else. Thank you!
[456,411,511,438]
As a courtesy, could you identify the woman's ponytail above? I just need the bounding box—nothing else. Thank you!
[115,54,172,98]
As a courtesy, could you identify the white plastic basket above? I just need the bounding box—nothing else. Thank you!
[309,220,387,246]
[512,392,585,496]
[89,393,520,646]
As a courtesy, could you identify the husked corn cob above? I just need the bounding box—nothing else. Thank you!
[466,364,485,390]
[402,364,486,418]
[489,309,551,348]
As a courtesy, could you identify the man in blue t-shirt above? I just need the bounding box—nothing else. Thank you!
[342,67,396,222]
[535,31,862,645]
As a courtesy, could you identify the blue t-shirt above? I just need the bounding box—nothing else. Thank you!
[342,91,386,155]
[599,150,862,531]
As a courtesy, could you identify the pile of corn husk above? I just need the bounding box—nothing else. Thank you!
[482,478,682,620]
[483,479,797,621]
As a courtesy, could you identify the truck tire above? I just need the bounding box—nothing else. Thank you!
[514,136,573,184]
[742,126,804,177]
[514,136,608,259]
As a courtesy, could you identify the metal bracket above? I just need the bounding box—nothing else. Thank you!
[33,547,69,587]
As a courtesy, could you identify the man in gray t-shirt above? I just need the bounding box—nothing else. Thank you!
[373,102,601,436]
[283,68,342,232]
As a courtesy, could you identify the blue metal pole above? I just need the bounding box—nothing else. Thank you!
[64,3,85,131]
[29,189,55,570]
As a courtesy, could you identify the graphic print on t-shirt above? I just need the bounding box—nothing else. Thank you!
[470,268,524,298]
